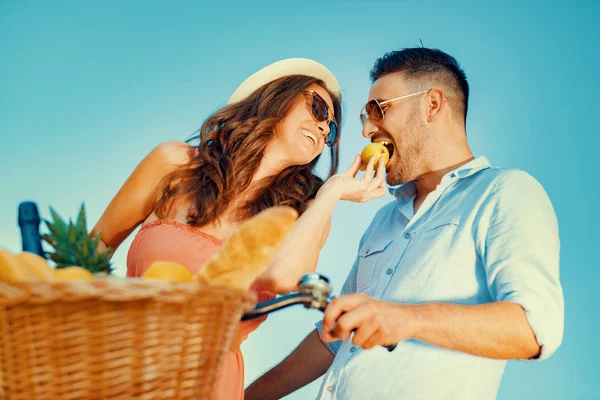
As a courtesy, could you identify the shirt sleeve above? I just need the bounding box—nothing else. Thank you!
[315,257,359,355]
[481,170,564,361]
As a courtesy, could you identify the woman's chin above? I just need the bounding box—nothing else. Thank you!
[288,148,319,166]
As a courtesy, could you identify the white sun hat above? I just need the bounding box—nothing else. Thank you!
[227,58,341,105]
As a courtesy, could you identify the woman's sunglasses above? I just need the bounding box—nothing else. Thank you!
[304,90,338,147]
[359,90,430,126]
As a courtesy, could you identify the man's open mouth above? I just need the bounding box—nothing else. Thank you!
[374,140,395,159]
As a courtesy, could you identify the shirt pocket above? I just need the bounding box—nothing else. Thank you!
[415,219,460,240]
[404,218,461,285]
[356,237,394,293]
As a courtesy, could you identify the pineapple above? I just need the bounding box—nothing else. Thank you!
[42,203,113,275]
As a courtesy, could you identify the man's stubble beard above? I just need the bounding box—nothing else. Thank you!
[387,106,429,186]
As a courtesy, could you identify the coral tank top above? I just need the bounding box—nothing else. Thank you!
[127,219,274,399]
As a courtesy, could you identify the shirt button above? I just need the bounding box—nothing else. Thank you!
[386,268,393,275]
[327,385,334,392]
[404,232,411,239]
[350,346,356,353]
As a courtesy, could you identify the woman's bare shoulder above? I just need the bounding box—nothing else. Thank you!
[151,140,195,167]
[90,141,194,250]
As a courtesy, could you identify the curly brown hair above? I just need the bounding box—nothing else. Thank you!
[154,75,342,227]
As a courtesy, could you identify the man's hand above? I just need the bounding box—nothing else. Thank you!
[323,294,543,360]
[321,294,417,349]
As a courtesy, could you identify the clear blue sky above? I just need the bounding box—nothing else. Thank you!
[1,1,597,398]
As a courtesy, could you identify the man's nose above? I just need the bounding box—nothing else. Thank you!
[362,118,378,140]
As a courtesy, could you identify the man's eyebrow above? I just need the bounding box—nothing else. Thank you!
[367,94,386,102]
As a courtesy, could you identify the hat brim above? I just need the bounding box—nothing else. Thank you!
[227,58,341,105]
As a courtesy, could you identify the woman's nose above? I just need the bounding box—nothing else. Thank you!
[316,120,329,135]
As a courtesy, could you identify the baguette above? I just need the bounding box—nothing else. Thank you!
[196,206,298,290]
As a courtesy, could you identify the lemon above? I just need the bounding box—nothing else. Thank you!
[0,249,37,282]
[18,252,55,280]
[360,143,390,171]
[54,266,94,280]
[143,261,193,282]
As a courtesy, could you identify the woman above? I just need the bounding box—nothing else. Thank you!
[91,58,387,399]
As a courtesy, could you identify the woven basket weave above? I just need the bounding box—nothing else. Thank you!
[0,278,256,400]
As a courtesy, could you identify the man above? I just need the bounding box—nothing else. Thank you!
[245,47,564,400]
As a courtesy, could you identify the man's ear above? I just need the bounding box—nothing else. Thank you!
[425,89,446,123]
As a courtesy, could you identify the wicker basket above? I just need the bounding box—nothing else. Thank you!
[0,278,256,400]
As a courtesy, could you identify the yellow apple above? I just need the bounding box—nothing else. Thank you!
[360,143,390,171]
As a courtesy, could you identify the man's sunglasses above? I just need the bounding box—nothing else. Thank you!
[304,90,338,147]
[360,90,430,126]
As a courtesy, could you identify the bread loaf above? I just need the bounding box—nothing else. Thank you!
[195,206,298,290]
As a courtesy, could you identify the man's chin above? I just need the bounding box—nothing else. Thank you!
[386,174,404,187]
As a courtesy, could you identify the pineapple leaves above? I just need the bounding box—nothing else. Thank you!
[91,232,101,250]
[41,234,56,247]
[44,206,69,243]
[67,223,78,244]
[76,203,87,233]
[42,203,113,274]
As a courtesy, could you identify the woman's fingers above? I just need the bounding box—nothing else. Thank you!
[341,155,362,178]
[329,153,388,203]
[367,158,386,192]
[365,186,388,201]
[361,156,376,181]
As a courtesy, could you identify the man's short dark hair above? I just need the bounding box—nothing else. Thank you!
[370,47,469,124]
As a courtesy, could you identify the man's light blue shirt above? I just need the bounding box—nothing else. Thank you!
[315,156,564,400]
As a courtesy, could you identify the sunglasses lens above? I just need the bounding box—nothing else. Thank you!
[327,120,338,147]
[365,100,383,120]
[310,94,329,122]
[305,91,337,147]
[360,113,368,126]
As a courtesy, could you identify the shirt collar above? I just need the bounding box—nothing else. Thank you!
[389,156,492,200]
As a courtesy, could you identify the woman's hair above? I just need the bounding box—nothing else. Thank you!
[154,75,342,226]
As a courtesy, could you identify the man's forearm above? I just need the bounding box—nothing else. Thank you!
[245,329,334,400]
[411,301,540,359]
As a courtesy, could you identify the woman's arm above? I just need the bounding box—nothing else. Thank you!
[259,155,387,293]
[90,141,192,253]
